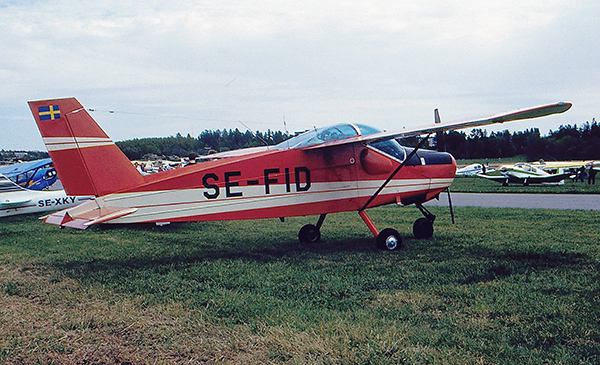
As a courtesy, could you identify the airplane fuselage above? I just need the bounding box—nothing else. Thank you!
[62,143,456,226]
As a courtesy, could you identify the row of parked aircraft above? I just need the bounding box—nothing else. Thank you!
[457,160,599,186]
[2,97,572,250]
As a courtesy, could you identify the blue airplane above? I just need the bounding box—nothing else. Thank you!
[0,158,58,190]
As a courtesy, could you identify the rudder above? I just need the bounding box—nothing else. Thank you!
[28,97,145,196]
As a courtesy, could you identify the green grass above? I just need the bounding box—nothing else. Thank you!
[451,175,600,194]
[1,207,599,363]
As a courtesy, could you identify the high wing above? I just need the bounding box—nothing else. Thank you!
[0,158,53,177]
[299,102,572,150]
[533,160,600,171]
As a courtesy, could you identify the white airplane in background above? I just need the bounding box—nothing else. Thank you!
[456,163,494,176]
[0,174,91,218]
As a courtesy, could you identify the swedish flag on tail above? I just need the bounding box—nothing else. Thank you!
[38,105,61,121]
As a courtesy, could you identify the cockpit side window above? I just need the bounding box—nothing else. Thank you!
[369,140,406,162]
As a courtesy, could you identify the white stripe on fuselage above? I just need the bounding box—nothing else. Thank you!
[89,178,454,223]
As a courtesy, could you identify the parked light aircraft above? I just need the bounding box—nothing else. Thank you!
[477,162,573,186]
[0,173,90,218]
[28,98,571,250]
[531,160,600,173]
[0,158,58,190]
[456,163,494,176]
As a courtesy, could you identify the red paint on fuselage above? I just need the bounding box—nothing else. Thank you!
[127,143,456,222]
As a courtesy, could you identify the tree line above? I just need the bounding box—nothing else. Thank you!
[437,119,599,161]
[116,129,291,160]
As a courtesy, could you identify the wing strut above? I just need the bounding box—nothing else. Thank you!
[360,133,432,211]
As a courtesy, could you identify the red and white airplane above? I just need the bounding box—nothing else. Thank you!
[28,98,571,250]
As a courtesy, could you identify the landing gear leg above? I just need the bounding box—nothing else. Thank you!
[413,203,435,239]
[299,214,327,243]
[359,210,403,251]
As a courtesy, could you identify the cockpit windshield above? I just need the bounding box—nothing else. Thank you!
[273,123,406,161]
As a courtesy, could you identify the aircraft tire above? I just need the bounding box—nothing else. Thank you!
[413,217,434,239]
[376,228,402,251]
[299,224,321,243]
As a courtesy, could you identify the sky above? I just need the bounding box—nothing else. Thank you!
[1,0,599,151]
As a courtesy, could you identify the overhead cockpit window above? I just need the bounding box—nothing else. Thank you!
[274,124,360,149]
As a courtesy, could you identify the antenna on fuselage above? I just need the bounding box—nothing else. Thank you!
[238,120,269,147]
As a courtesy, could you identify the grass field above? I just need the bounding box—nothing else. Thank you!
[1,206,599,364]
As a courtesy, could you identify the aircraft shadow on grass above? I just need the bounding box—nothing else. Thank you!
[454,247,590,285]
[47,227,591,294]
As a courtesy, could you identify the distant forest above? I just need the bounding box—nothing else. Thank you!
[3,120,598,163]
[116,129,291,160]
[437,119,600,161]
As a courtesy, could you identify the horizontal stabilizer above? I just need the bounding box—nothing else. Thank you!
[43,201,137,229]
[0,198,32,208]
[83,207,138,226]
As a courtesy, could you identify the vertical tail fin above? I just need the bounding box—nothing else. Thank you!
[28,98,145,196]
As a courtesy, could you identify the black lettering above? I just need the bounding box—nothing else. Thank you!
[264,168,279,194]
[69,197,76,203]
[225,171,242,197]
[38,200,44,207]
[285,168,291,192]
[45,199,51,207]
[54,198,62,205]
[295,167,311,192]
[203,173,219,199]
[61,197,69,204]
[247,180,260,186]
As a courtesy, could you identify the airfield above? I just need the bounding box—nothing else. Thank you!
[1,175,599,363]
[427,192,600,210]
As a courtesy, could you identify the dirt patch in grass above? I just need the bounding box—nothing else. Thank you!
[0,263,262,364]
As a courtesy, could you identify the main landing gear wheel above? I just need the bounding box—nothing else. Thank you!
[413,217,434,239]
[299,224,321,243]
[376,228,403,251]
